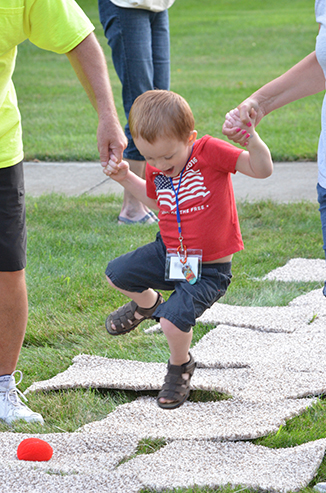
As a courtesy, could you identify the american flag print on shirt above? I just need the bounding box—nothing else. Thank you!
[154,168,210,211]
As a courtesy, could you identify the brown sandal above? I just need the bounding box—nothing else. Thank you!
[157,353,196,409]
[105,292,163,336]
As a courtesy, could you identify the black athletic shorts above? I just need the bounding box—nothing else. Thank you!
[0,162,27,271]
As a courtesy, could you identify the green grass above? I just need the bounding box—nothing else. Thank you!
[6,1,326,491]
[13,0,322,162]
[1,195,326,493]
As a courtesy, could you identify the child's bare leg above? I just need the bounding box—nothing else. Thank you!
[158,317,193,405]
[160,318,192,365]
[106,276,159,330]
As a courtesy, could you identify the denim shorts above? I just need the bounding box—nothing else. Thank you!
[317,183,326,259]
[317,182,326,296]
[0,162,27,271]
[105,232,232,332]
[98,0,170,160]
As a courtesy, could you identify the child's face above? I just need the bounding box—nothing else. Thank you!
[134,131,197,178]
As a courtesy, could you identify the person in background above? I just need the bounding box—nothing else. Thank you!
[222,0,326,297]
[0,0,126,425]
[98,0,175,224]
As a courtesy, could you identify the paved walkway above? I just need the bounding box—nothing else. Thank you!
[24,160,319,203]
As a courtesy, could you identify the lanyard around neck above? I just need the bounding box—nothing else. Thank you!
[169,166,186,250]
[168,145,194,254]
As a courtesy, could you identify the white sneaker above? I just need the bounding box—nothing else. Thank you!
[0,370,44,425]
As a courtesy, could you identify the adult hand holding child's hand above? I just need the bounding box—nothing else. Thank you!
[222,107,256,147]
[103,156,130,181]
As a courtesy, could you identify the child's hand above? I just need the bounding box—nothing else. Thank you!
[223,107,256,147]
[103,156,129,182]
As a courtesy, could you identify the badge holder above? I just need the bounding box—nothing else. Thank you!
[165,245,202,284]
[165,159,202,284]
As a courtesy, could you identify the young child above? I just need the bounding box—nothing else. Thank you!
[103,90,273,410]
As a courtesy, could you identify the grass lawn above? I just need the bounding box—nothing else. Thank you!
[5,1,326,492]
[1,195,325,493]
[13,0,322,162]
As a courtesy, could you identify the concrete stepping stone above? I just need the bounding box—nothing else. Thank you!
[263,258,326,282]
[145,300,317,335]
[25,319,326,400]
[289,289,326,331]
[0,432,141,493]
[314,483,326,492]
[118,438,326,493]
[18,261,326,493]
[192,324,326,373]
[0,425,323,493]
[192,324,326,400]
[79,396,314,441]
[206,365,326,401]
[24,353,248,395]
[290,288,326,308]
[0,468,141,493]
[197,303,314,333]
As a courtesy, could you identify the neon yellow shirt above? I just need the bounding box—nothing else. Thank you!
[0,0,94,168]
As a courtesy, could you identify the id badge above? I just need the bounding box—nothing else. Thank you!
[165,249,202,284]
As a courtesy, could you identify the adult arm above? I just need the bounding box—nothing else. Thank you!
[243,52,325,120]
[223,51,326,139]
[66,33,127,165]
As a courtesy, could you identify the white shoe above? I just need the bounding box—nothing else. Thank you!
[0,370,44,425]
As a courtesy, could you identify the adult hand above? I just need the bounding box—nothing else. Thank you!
[222,98,262,142]
[223,108,256,147]
[238,98,263,126]
[97,116,127,167]
[103,157,130,182]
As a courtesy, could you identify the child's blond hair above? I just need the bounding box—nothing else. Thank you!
[129,90,195,144]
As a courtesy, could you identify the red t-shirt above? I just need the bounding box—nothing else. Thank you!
[146,135,244,261]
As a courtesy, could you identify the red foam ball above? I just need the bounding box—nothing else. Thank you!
[17,438,53,462]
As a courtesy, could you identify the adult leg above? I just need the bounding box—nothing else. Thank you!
[119,10,170,223]
[0,273,43,424]
[98,1,158,223]
[151,10,170,91]
[317,183,326,296]
[0,162,28,374]
[0,163,43,424]
[0,270,27,375]
[118,158,157,224]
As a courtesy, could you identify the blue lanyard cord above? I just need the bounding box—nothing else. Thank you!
[168,145,194,252]
[169,166,185,240]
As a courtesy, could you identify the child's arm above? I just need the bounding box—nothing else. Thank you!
[235,132,273,179]
[103,158,159,210]
[225,108,273,179]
